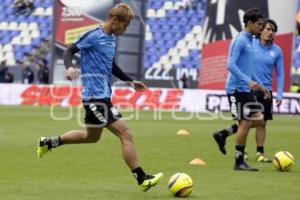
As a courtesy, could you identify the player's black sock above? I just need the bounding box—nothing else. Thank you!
[235,145,245,165]
[256,146,264,155]
[48,136,62,148]
[218,124,238,137]
[224,124,238,137]
[228,124,238,135]
[132,167,146,185]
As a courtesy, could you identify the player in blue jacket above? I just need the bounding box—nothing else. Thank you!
[220,8,271,171]
[213,19,284,164]
[36,3,162,191]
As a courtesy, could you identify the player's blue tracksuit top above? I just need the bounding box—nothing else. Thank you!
[75,27,116,101]
[252,39,284,99]
[225,31,262,94]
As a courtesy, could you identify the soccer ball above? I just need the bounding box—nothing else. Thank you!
[168,173,193,197]
[273,151,294,171]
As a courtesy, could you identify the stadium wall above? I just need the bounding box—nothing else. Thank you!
[0,83,299,115]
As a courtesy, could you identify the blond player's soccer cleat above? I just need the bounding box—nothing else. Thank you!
[140,173,163,192]
[37,137,50,158]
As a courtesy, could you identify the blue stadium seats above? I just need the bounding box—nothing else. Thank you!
[295,36,300,46]
[34,0,43,7]
[5,6,14,15]
[23,45,33,53]
[31,38,42,46]
[145,0,206,69]
[43,0,53,7]
[3,0,12,5]
[0,0,53,64]
[16,15,26,22]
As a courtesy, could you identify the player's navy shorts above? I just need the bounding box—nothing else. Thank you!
[227,91,263,121]
[253,90,273,121]
[82,98,122,127]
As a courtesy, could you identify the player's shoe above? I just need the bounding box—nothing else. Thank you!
[139,173,163,192]
[37,137,51,158]
[212,131,227,154]
[234,161,259,171]
[256,153,272,163]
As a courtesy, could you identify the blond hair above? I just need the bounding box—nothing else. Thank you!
[108,3,134,22]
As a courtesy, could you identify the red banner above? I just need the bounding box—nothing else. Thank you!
[198,39,230,89]
[1,84,300,115]
[19,85,183,109]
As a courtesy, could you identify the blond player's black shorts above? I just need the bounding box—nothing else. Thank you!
[227,91,263,121]
[82,98,122,127]
[254,90,273,120]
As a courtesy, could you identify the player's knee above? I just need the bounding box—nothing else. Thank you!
[84,133,100,143]
[258,120,266,127]
[252,120,266,128]
[239,120,251,130]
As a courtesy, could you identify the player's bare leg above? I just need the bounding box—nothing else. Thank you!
[37,127,103,158]
[107,119,163,191]
[234,112,264,171]
[255,121,271,162]
[61,127,103,144]
[234,119,258,171]
[107,120,139,169]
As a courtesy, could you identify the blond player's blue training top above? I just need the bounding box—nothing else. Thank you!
[76,27,116,100]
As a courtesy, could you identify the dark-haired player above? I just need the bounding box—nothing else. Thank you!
[213,19,284,163]
[221,8,270,171]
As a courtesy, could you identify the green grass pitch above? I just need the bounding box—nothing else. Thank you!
[0,105,299,200]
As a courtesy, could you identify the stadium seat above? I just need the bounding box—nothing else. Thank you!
[156,9,166,17]
[147,9,156,18]
[31,30,40,38]
[3,0,12,5]
[170,56,180,65]
[164,1,173,10]
[28,22,38,30]
[3,44,13,52]
[44,0,53,7]
[1,36,12,44]
[295,36,300,46]
[19,22,28,30]
[5,6,14,15]
[8,22,18,30]
[40,31,49,39]
[4,51,14,60]
[145,32,152,41]
[151,1,164,10]
[31,38,42,46]
[12,37,21,45]
[0,22,9,29]
[34,7,45,16]
[45,7,53,15]
[15,51,24,60]
[16,15,26,23]
[22,37,31,45]
[20,30,30,38]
